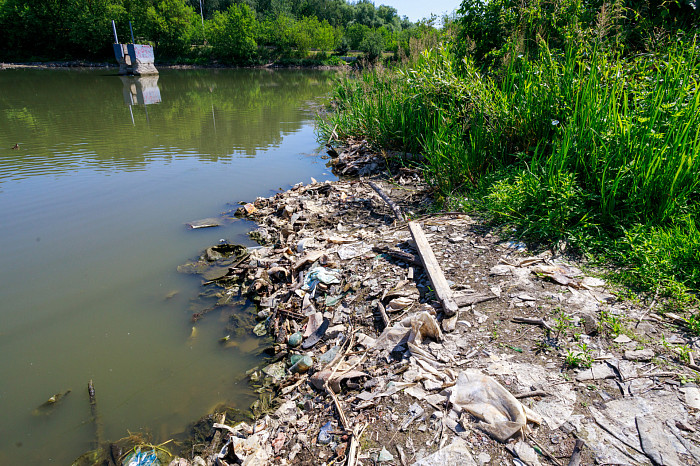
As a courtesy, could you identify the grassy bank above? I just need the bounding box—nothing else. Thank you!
[318,40,700,312]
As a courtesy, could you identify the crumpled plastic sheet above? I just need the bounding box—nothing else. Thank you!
[302,266,341,295]
[448,370,541,442]
[373,311,443,351]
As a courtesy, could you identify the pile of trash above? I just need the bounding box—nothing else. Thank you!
[165,142,700,466]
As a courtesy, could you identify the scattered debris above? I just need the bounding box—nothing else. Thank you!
[97,139,700,465]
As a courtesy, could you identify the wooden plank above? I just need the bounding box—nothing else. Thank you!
[408,221,459,317]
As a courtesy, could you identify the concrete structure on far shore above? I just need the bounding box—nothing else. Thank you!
[113,43,158,76]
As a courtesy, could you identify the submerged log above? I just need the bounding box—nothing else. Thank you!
[88,379,104,449]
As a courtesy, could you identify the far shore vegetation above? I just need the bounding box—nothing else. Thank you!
[0,0,447,66]
[2,0,698,320]
[319,0,700,319]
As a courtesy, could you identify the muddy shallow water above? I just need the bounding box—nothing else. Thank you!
[0,68,338,464]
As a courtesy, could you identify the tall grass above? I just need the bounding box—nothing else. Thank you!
[319,38,700,297]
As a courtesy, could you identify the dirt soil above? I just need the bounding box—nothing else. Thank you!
[169,141,700,466]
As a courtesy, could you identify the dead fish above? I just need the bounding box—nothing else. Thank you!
[12,143,20,150]
[187,326,198,344]
[33,390,71,415]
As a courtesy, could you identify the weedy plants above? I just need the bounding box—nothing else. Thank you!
[685,314,700,336]
[552,307,573,341]
[675,344,692,364]
[566,343,594,369]
[600,310,624,337]
[319,37,700,305]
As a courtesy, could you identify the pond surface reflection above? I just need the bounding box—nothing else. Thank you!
[0,68,337,464]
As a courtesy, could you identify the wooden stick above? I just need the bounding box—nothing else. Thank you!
[592,416,645,456]
[366,180,405,222]
[408,221,459,317]
[515,390,549,399]
[528,435,563,466]
[568,438,584,466]
[327,124,338,144]
[346,423,367,466]
[88,380,103,449]
[376,301,390,330]
[454,292,497,307]
[324,333,355,430]
[511,316,553,331]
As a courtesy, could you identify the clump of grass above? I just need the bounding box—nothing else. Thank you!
[319,38,700,303]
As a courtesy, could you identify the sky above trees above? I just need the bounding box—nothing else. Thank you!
[375,0,461,22]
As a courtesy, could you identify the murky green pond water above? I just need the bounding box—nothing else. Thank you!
[0,68,337,464]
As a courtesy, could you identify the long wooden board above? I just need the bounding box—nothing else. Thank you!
[408,221,459,317]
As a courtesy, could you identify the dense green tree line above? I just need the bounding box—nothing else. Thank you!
[0,0,434,63]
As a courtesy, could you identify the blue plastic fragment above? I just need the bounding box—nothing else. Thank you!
[124,447,160,466]
[318,421,333,445]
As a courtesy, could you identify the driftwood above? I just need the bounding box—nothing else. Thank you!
[568,439,584,466]
[515,390,549,399]
[88,380,104,449]
[376,301,390,330]
[346,423,367,466]
[366,180,405,222]
[408,221,459,317]
[528,435,563,466]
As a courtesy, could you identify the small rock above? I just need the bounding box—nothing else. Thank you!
[477,452,491,465]
[613,334,632,343]
[263,361,286,380]
[624,349,654,362]
[580,313,598,335]
[681,386,700,410]
[377,447,394,462]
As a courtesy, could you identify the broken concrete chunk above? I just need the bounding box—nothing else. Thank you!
[513,440,543,466]
[377,447,394,462]
[386,296,414,313]
[489,264,514,276]
[262,361,286,381]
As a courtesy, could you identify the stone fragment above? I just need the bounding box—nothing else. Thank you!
[580,313,599,335]
[636,416,682,466]
[377,447,394,462]
[411,437,477,465]
[624,349,654,362]
[575,363,617,381]
[613,334,632,343]
[681,386,700,410]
